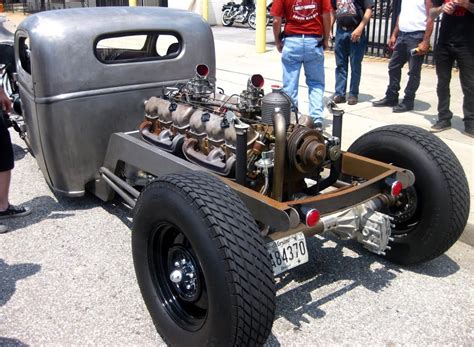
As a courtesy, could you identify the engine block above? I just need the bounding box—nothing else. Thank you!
[139,65,341,200]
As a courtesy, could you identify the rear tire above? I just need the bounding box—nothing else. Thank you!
[348,125,470,264]
[132,171,275,346]
[248,11,270,30]
[221,9,234,27]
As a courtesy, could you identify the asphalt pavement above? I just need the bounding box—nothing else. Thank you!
[1,12,474,346]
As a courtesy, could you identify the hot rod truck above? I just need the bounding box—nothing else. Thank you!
[1,7,470,347]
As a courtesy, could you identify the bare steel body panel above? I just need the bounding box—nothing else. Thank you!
[16,7,216,196]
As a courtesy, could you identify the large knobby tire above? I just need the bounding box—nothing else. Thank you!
[132,172,275,346]
[221,9,234,27]
[348,125,470,265]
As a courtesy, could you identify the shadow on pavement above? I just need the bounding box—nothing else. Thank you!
[420,112,466,132]
[12,143,28,161]
[0,337,29,347]
[0,259,41,306]
[271,234,459,332]
[101,197,133,229]
[412,99,431,112]
[3,194,102,234]
[265,333,282,347]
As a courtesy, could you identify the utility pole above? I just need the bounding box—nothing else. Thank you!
[256,0,266,52]
[202,0,208,21]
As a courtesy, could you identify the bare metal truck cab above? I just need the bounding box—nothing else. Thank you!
[8,7,470,347]
[15,7,215,196]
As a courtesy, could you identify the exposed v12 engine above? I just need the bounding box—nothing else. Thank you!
[139,64,342,201]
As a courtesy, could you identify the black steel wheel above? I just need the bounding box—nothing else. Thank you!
[348,125,470,264]
[150,223,208,331]
[221,9,234,27]
[132,172,275,346]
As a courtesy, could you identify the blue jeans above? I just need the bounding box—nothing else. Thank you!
[334,27,367,97]
[281,36,325,124]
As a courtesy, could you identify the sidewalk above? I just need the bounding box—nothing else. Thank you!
[2,12,473,245]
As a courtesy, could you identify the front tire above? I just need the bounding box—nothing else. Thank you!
[348,125,470,264]
[132,172,275,346]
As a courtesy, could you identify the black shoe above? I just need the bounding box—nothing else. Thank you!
[393,102,414,113]
[463,126,474,138]
[0,224,9,234]
[0,205,32,220]
[331,95,346,104]
[372,97,399,107]
[347,96,358,105]
[430,120,451,133]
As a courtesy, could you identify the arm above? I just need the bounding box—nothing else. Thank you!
[322,12,331,49]
[388,16,399,50]
[417,0,434,55]
[273,16,284,53]
[351,6,372,42]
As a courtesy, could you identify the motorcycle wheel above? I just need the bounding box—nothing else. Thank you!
[247,11,270,30]
[221,9,234,27]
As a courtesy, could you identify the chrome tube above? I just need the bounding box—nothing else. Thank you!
[272,109,286,201]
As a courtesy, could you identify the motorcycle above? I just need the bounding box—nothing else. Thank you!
[247,2,272,30]
[221,1,255,28]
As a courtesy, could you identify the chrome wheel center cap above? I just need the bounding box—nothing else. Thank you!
[170,269,183,283]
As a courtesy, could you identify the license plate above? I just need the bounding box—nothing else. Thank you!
[265,232,308,276]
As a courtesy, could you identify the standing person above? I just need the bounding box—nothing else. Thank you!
[271,0,332,129]
[330,0,373,106]
[430,0,474,136]
[0,88,31,234]
[372,0,434,113]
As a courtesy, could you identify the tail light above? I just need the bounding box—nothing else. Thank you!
[391,180,403,197]
[305,209,321,227]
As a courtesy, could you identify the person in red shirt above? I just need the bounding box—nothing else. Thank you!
[271,0,332,129]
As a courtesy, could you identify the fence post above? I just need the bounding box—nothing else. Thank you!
[391,0,401,32]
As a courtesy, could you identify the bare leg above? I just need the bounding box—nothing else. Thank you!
[0,170,11,211]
